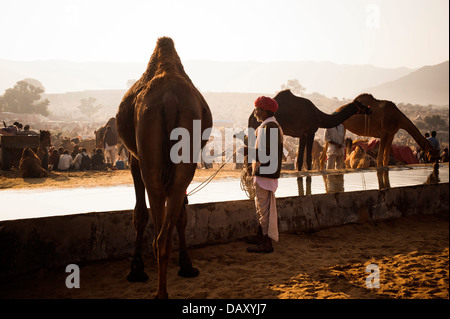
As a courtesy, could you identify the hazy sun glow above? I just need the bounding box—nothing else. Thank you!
[0,0,448,68]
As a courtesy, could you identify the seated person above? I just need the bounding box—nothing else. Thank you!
[17,124,39,135]
[73,147,91,171]
[57,150,74,171]
[91,148,113,170]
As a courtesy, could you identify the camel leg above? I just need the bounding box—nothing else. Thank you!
[378,133,394,167]
[377,136,387,167]
[319,142,328,170]
[376,168,390,189]
[382,135,395,167]
[127,155,150,282]
[154,188,186,299]
[305,175,312,195]
[297,177,304,196]
[305,132,314,170]
[176,196,199,278]
[297,134,307,171]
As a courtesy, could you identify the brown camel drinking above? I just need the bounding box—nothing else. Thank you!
[341,93,440,167]
[116,37,212,299]
[247,89,372,171]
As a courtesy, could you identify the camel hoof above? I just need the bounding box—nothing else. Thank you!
[154,291,169,299]
[126,270,149,282]
[178,267,200,278]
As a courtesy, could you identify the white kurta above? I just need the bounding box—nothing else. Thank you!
[251,116,283,242]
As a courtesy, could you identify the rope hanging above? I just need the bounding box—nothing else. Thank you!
[240,165,255,200]
[186,149,237,197]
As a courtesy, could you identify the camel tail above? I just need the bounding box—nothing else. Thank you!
[160,91,180,193]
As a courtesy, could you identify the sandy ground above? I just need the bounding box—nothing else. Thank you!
[0,167,448,299]
[0,167,243,190]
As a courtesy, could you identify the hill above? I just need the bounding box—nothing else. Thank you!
[1,59,412,99]
[41,89,351,130]
[364,61,449,105]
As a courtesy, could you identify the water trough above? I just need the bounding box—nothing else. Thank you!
[0,164,448,280]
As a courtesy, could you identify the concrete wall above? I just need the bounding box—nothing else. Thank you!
[0,183,448,281]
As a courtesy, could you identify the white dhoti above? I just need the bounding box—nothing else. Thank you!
[104,142,116,164]
[254,182,279,242]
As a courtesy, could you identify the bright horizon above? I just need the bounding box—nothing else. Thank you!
[0,0,448,69]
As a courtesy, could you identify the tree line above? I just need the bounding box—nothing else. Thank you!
[0,79,102,119]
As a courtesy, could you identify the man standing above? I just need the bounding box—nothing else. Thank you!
[427,131,440,153]
[246,96,283,253]
[324,123,346,169]
[103,125,118,165]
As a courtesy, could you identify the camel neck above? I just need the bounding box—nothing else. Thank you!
[398,114,433,152]
[319,102,358,129]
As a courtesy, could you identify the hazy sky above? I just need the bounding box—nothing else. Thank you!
[0,0,448,68]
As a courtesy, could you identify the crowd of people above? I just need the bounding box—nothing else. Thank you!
[415,130,448,163]
[48,146,116,172]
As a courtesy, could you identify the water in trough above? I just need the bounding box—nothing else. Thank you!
[0,164,448,221]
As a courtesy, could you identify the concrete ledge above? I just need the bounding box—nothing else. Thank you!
[0,183,448,281]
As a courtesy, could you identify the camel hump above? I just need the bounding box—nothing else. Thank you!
[157,36,175,48]
[154,36,179,64]
[22,147,38,159]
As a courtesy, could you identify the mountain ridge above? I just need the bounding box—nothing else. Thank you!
[1,59,448,105]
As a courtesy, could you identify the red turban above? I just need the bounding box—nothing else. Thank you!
[255,96,278,113]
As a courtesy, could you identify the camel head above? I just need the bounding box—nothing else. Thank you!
[353,99,372,115]
[39,130,51,147]
[344,137,353,154]
[22,147,37,159]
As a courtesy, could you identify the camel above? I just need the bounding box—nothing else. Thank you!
[116,37,212,299]
[36,130,51,171]
[346,145,373,169]
[248,90,372,171]
[19,147,48,178]
[95,117,117,148]
[95,117,128,160]
[59,137,75,152]
[301,140,323,170]
[342,93,440,167]
[78,138,96,154]
[343,138,376,169]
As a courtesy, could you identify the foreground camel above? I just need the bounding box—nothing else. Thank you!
[342,94,440,166]
[248,90,372,171]
[116,37,212,299]
[19,147,48,178]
